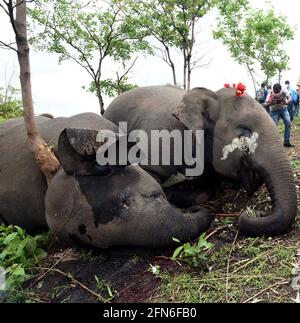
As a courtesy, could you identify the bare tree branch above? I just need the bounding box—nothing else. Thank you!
[117,56,138,84]
[0,40,18,52]
[0,2,9,15]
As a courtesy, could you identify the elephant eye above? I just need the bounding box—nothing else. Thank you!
[238,126,252,138]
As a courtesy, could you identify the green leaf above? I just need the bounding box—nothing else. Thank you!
[171,246,184,260]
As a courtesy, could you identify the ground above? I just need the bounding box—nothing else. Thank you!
[4,118,300,303]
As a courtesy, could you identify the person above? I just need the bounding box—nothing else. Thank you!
[265,83,294,148]
[255,82,268,105]
[285,80,298,121]
[295,82,300,117]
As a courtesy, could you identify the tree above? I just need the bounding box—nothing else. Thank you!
[0,0,60,183]
[123,0,213,90]
[214,0,294,90]
[0,85,23,119]
[29,0,151,114]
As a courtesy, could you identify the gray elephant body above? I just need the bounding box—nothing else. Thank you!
[104,86,298,236]
[0,113,113,231]
[0,113,213,248]
[105,86,186,181]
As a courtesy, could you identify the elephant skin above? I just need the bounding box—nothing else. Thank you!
[104,86,298,237]
[0,113,213,248]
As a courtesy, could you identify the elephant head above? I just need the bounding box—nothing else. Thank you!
[173,87,297,236]
[45,127,214,248]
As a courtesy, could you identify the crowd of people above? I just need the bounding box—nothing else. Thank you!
[255,80,300,148]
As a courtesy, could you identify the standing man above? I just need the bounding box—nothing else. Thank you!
[255,82,268,105]
[295,81,300,117]
[285,80,298,121]
[255,82,269,113]
[265,83,294,148]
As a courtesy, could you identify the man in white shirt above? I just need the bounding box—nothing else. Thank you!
[265,83,294,148]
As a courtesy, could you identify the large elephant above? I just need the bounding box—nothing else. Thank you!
[104,85,298,237]
[0,113,213,248]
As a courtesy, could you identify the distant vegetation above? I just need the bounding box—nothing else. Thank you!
[0,86,23,120]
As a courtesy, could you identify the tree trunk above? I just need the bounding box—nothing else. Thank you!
[183,51,187,90]
[278,70,282,84]
[95,85,105,115]
[187,54,191,91]
[171,62,177,87]
[247,64,257,96]
[165,46,177,86]
[15,0,59,183]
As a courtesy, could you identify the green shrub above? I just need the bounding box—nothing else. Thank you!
[0,225,51,289]
[0,86,23,120]
[171,233,214,268]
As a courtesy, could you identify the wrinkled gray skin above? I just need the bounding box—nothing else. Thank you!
[104,86,298,236]
[0,113,213,248]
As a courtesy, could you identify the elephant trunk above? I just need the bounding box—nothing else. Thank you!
[239,137,297,236]
[144,204,214,248]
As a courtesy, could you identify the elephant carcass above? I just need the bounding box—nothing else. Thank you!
[104,86,297,236]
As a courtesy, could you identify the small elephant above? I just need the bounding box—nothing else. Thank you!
[0,113,213,248]
[104,86,298,237]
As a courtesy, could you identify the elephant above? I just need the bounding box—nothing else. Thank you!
[0,113,213,248]
[104,85,298,237]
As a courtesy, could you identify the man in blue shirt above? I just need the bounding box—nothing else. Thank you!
[255,82,268,105]
[285,80,298,121]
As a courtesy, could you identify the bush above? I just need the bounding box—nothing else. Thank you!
[171,233,214,268]
[0,86,23,120]
[0,225,51,289]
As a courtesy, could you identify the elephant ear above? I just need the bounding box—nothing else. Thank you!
[57,128,119,175]
[173,87,220,130]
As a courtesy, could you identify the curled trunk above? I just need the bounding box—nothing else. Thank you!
[239,136,297,236]
[144,205,214,248]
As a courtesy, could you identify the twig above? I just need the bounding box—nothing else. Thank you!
[30,249,72,287]
[206,225,229,240]
[225,229,239,303]
[243,280,288,303]
[40,267,109,303]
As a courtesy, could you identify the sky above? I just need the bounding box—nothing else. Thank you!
[0,0,299,117]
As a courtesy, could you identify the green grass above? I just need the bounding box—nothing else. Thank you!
[155,237,297,303]
[0,116,6,123]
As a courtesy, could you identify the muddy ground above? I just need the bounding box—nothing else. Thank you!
[7,118,300,303]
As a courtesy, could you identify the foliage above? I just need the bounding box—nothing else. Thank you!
[120,0,213,89]
[0,225,51,290]
[0,86,23,120]
[29,0,151,113]
[214,0,294,86]
[94,275,116,301]
[171,233,213,268]
[85,78,137,98]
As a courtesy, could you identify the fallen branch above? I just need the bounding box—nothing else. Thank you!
[206,225,229,240]
[31,249,72,287]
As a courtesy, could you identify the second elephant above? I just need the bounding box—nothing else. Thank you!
[104,85,298,237]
